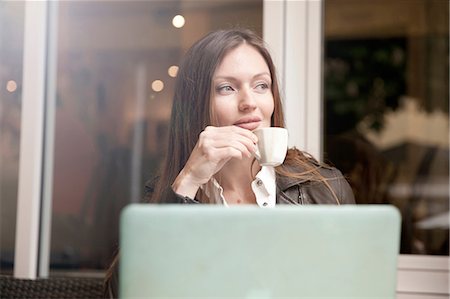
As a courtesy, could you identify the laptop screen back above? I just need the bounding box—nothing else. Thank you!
[119,205,400,298]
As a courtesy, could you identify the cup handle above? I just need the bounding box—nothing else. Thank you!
[253,147,261,161]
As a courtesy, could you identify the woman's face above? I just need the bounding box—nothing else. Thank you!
[211,44,274,130]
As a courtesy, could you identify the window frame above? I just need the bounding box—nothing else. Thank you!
[14,0,49,279]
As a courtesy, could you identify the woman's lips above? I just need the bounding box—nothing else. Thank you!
[235,121,261,130]
[234,116,262,130]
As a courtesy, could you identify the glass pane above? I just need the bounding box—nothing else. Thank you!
[0,1,25,274]
[324,0,449,255]
[49,0,262,273]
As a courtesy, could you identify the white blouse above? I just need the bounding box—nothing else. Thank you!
[200,166,276,208]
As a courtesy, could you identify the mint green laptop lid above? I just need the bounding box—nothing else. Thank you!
[119,205,401,298]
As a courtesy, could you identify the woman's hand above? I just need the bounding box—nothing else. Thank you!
[172,126,258,198]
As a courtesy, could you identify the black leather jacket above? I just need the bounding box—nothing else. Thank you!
[276,162,355,205]
[104,161,354,298]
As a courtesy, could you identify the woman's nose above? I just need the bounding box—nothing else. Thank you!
[238,88,257,111]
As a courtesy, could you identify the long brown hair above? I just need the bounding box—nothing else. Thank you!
[150,29,289,204]
[150,29,340,204]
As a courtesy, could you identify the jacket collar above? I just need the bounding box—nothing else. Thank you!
[275,164,310,191]
[275,160,332,191]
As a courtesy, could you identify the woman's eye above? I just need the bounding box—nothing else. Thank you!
[217,85,235,93]
[255,83,269,91]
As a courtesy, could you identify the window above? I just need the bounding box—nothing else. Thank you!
[48,0,263,273]
[11,0,448,281]
[323,0,449,255]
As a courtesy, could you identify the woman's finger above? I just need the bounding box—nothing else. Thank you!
[207,125,258,143]
[200,126,257,155]
[206,139,254,158]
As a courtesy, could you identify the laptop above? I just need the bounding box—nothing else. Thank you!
[119,205,401,298]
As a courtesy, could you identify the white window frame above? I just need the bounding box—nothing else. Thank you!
[14,0,58,279]
[263,0,322,161]
[14,0,49,279]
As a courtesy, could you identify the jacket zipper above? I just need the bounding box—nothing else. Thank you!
[297,185,304,204]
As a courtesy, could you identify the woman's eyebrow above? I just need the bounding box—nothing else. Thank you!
[213,72,271,81]
[213,75,238,81]
[252,72,271,79]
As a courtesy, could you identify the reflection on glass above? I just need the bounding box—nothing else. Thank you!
[6,80,18,93]
[151,80,164,92]
[168,65,179,78]
[0,1,25,273]
[172,14,185,28]
[49,0,262,272]
[324,0,449,255]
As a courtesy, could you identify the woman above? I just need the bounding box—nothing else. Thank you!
[104,28,354,297]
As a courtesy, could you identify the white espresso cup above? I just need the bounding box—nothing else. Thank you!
[253,127,288,166]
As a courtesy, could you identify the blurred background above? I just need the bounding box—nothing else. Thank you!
[1,0,448,276]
